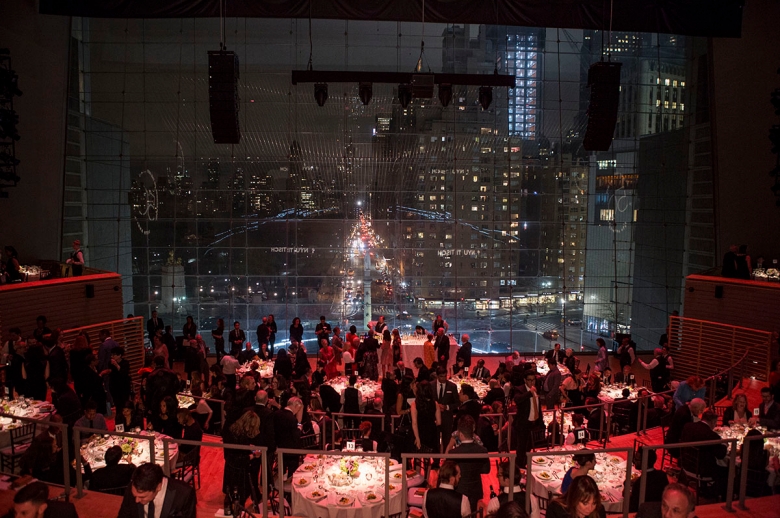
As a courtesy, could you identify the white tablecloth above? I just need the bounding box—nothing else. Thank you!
[527,448,637,518]
[0,399,54,448]
[452,379,490,399]
[236,360,275,379]
[325,377,382,405]
[80,431,179,475]
[598,385,638,404]
[291,454,416,518]
[535,359,570,377]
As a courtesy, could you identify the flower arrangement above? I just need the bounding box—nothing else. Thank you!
[119,438,138,455]
[340,457,360,477]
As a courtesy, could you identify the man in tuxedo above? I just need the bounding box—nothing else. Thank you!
[453,384,482,432]
[228,321,246,354]
[315,316,332,345]
[679,410,727,497]
[665,398,705,459]
[433,327,450,369]
[636,483,696,518]
[256,317,270,352]
[275,397,303,479]
[394,361,413,381]
[91,446,136,492]
[146,311,164,341]
[117,462,196,518]
[456,334,472,373]
[544,342,565,365]
[513,369,544,468]
[753,387,780,429]
[542,359,562,409]
[434,367,459,452]
[470,359,490,381]
[450,415,490,511]
[6,481,79,518]
[414,357,432,383]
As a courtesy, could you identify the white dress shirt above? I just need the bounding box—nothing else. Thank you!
[422,483,471,518]
[144,477,168,518]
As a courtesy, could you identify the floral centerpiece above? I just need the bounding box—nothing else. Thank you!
[120,437,138,455]
[340,457,360,477]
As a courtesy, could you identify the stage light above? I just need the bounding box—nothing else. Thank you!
[398,84,412,108]
[359,82,372,105]
[478,86,493,111]
[314,83,328,107]
[438,83,452,107]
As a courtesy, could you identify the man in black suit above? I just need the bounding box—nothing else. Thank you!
[363,397,385,443]
[629,448,668,512]
[47,340,69,383]
[146,311,164,341]
[256,317,270,351]
[513,369,544,468]
[451,415,490,511]
[91,445,136,492]
[544,342,565,365]
[753,387,780,429]
[664,398,705,459]
[145,355,179,414]
[228,321,246,354]
[315,316,332,345]
[275,396,303,480]
[434,367,459,452]
[249,390,276,494]
[453,384,482,432]
[413,357,431,383]
[470,359,490,382]
[116,462,196,518]
[394,361,413,381]
[679,410,727,497]
[433,327,451,369]
[456,334,472,372]
[423,461,471,518]
[5,481,79,518]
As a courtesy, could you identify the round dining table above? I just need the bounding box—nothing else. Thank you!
[80,430,179,475]
[527,447,638,518]
[0,398,55,449]
[291,453,424,518]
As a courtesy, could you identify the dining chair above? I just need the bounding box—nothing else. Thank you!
[0,422,36,473]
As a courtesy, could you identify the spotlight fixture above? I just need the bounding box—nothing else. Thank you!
[398,84,412,108]
[314,83,328,107]
[358,82,373,105]
[478,86,493,111]
[438,83,452,107]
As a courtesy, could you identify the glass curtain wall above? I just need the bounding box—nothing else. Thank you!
[66,18,696,354]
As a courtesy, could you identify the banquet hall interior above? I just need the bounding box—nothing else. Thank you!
[1,1,780,517]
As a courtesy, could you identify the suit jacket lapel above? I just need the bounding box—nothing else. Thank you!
[160,482,176,518]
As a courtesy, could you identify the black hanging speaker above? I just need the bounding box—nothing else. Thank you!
[583,61,622,151]
[208,50,240,144]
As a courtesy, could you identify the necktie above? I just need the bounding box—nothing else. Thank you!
[147,500,155,518]
[89,419,93,429]
[439,383,444,400]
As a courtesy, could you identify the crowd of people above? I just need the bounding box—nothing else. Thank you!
[2,311,779,518]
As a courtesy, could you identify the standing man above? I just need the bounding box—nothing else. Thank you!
[638,348,669,393]
[256,317,270,353]
[513,369,543,468]
[97,329,118,414]
[434,327,451,369]
[315,316,332,346]
[434,367,458,452]
[432,315,449,334]
[450,416,490,511]
[456,334,472,374]
[146,310,164,341]
[617,337,636,369]
[228,321,246,354]
[595,338,609,373]
[374,316,388,336]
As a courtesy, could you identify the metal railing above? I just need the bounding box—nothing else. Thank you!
[177,392,227,433]
[737,431,780,510]
[635,436,740,513]
[0,412,70,499]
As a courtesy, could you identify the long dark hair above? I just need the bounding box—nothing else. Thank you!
[292,317,301,326]
[415,380,433,405]
[553,475,601,518]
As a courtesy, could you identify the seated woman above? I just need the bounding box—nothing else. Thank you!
[560,451,596,494]
[149,395,182,438]
[564,414,591,446]
[583,372,602,400]
[358,421,377,452]
[723,393,751,425]
[115,400,145,431]
[548,475,606,518]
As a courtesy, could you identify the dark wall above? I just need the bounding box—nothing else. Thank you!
[0,1,70,261]
[711,0,780,264]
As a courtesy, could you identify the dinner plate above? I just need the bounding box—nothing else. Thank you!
[301,463,317,472]
[307,489,327,502]
[533,457,547,465]
[538,472,552,480]
[362,491,383,504]
[336,496,354,507]
[295,477,311,487]
[608,456,623,465]
[393,472,403,479]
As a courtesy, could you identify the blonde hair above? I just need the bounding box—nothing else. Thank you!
[229,410,261,438]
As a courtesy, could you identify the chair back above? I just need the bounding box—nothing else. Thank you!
[300,433,319,449]
[531,427,549,449]
[10,423,36,450]
[536,490,551,512]
[341,428,361,440]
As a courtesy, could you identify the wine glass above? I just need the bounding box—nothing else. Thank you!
[366,472,373,482]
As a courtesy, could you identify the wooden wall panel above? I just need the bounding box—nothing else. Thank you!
[0,273,124,340]
[682,274,780,368]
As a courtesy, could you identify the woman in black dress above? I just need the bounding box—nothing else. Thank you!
[267,314,277,358]
[411,380,441,453]
[289,317,304,344]
[116,400,145,431]
[273,349,293,380]
[150,395,182,438]
[109,347,132,411]
[222,410,263,511]
[2,246,22,283]
[183,315,197,339]
[212,318,225,362]
[21,343,48,401]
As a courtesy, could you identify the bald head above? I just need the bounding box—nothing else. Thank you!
[689,398,706,416]
[255,390,269,405]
